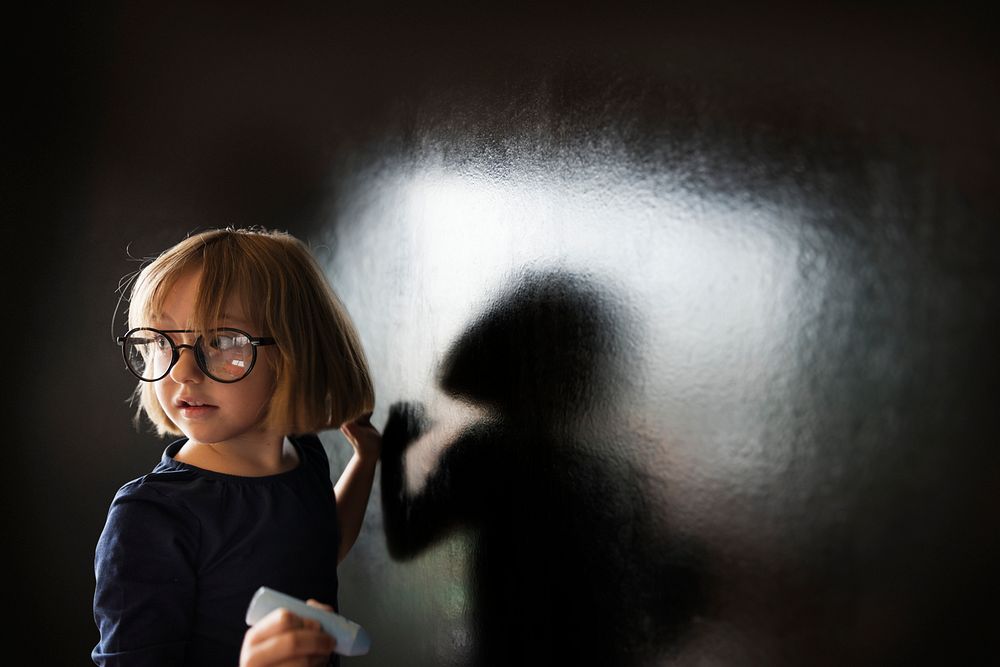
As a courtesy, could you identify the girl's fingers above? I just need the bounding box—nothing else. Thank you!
[245,608,314,644]
[306,598,335,612]
[255,630,335,661]
[341,413,377,438]
[340,424,382,445]
[340,419,383,458]
[241,607,338,667]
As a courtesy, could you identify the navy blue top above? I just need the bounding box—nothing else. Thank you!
[93,434,340,666]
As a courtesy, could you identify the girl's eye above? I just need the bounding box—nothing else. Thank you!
[153,334,171,351]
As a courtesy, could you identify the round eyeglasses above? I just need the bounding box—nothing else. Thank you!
[117,327,277,383]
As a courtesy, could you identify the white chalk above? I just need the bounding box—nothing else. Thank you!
[245,586,371,656]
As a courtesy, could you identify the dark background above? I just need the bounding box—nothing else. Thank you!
[10,2,999,664]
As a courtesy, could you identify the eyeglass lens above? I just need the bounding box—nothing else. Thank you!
[123,329,255,382]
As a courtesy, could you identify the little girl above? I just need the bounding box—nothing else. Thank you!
[93,227,381,667]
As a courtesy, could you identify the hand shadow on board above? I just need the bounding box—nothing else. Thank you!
[382,269,706,666]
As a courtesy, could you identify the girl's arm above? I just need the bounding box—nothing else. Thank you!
[93,486,197,664]
[335,413,383,563]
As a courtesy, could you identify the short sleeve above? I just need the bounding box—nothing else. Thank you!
[92,482,199,666]
[294,433,333,487]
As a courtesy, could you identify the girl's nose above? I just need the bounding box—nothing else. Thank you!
[169,346,204,384]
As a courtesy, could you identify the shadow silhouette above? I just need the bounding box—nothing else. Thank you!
[381,270,705,665]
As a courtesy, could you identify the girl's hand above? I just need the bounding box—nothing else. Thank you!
[340,412,382,462]
[240,600,336,667]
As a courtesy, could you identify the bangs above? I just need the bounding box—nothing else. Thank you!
[127,233,266,336]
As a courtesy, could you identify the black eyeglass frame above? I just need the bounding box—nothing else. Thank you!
[116,327,277,383]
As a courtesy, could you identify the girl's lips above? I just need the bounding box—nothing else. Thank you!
[175,398,216,408]
[175,398,218,419]
[177,404,218,419]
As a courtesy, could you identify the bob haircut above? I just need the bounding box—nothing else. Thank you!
[124,227,374,437]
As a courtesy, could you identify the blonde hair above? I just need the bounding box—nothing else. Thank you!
[124,227,374,437]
